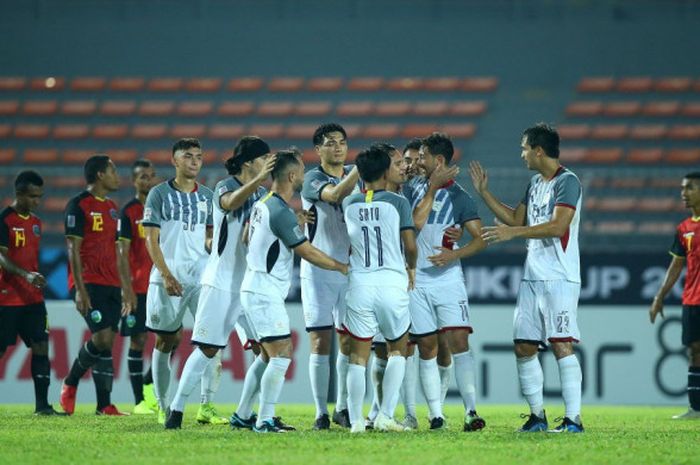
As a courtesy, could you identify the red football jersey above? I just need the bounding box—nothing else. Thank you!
[64,191,120,289]
[670,216,700,305]
[0,207,44,306]
[118,198,152,294]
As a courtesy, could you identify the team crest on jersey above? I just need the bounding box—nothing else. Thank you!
[311,179,325,191]
[218,186,230,196]
[109,209,118,220]
[143,207,153,221]
[197,201,208,213]
[67,215,76,228]
[32,224,40,236]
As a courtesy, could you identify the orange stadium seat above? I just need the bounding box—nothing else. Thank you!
[14,124,50,139]
[362,124,400,139]
[638,221,676,235]
[654,77,692,93]
[208,124,245,139]
[148,78,183,92]
[336,101,374,117]
[638,197,676,212]
[248,124,284,139]
[424,78,460,92]
[595,221,636,234]
[93,124,128,138]
[401,124,439,138]
[62,149,96,164]
[42,221,65,234]
[302,150,318,164]
[0,100,19,116]
[144,150,172,165]
[346,148,360,162]
[53,124,90,139]
[109,77,145,92]
[70,77,106,91]
[0,124,11,138]
[42,197,70,213]
[29,77,65,91]
[268,78,304,92]
[603,101,641,117]
[307,78,343,92]
[170,124,206,138]
[386,78,423,91]
[0,149,16,163]
[665,148,700,164]
[642,101,680,117]
[629,124,667,140]
[626,148,664,164]
[559,148,588,163]
[461,77,498,92]
[0,77,26,91]
[286,124,317,139]
[576,77,614,93]
[139,100,176,116]
[668,125,700,140]
[583,148,624,163]
[616,77,653,92]
[439,123,475,139]
[557,124,591,140]
[413,101,449,117]
[100,100,137,116]
[295,101,332,117]
[48,175,84,188]
[107,149,138,165]
[227,78,264,92]
[376,101,411,116]
[681,103,700,117]
[450,101,487,116]
[257,101,294,117]
[347,77,384,92]
[594,197,637,212]
[177,101,213,117]
[609,177,646,189]
[22,100,58,116]
[185,78,222,92]
[218,101,255,117]
[343,125,362,139]
[565,101,603,117]
[61,100,97,116]
[590,124,628,139]
[23,149,59,164]
[132,124,167,139]
[649,178,681,189]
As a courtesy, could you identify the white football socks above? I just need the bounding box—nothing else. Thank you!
[453,350,476,413]
[368,356,387,422]
[152,348,171,411]
[557,354,582,420]
[438,362,452,405]
[200,350,222,404]
[236,355,267,419]
[309,354,330,418]
[380,355,406,419]
[170,348,211,412]
[419,357,443,420]
[401,353,417,417]
[346,363,366,429]
[257,357,291,427]
[517,354,544,417]
[335,352,350,411]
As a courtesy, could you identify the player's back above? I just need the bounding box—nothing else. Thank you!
[343,189,414,288]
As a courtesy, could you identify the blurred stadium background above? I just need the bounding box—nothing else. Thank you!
[1,0,698,406]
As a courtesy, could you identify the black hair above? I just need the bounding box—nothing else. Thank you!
[132,159,152,177]
[372,142,398,154]
[403,137,423,153]
[356,145,391,183]
[84,154,111,184]
[14,170,44,193]
[271,148,302,181]
[523,123,560,159]
[172,137,201,156]
[422,132,454,164]
[225,136,271,175]
[312,123,347,146]
[685,172,700,181]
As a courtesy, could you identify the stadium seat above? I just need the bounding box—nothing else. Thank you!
[559,148,588,163]
[109,77,145,92]
[177,101,213,117]
[413,101,449,117]
[14,124,50,139]
[386,78,423,91]
[461,77,498,92]
[100,100,137,116]
[595,197,637,212]
[595,221,636,234]
[362,124,400,139]
[185,78,222,92]
[576,77,614,93]
[286,124,317,139]
[208,124,245,139]
[307,78,343,92]
[439,123,475,139]
[148,78,183,92]
[139,100,176,116]
[336,101,374,117]
[557,124,591,140]
[107,149,138,165]
[227,78,264,92]
[668,125,700,140]
[590,125,628,139]
[248,124,284,139]
[301,150,318,164]
[23,149,59,164]
[654,77,692,93]
[61,100,97,116]
[170,124,206,138]
[347,77,384,92]
[0,100,19,116]
[0,149,15,163]
[0,124,11,138]
[376,101,411,116]
[681,103,700,117]
[346,148,360,162]
[62,149,96,164]
[48,175,84,188]
[616,77,653,92]
[626,148,664,164]
[649,178,680,189]
[609,177,646,189]
[93,124,128,138]
[582,148,624,164]
[42,197,70,213]
[642,101,680,117]
[42,221,65,234]
[343,125,362,139]
[29,77,65,91]
[638,197,676,212]
[217,101,255,117]
[53,124,90,139]
[629,124,667,140]
[450,101,487,116]
[603,101,641,117]
[22,100,58,116]
[664,148,700,164]
[70,77,106,91]
[637,221,676,235]
[257,101,294,117]
[401,124,439,138]
[565,101,603,117]
[294,101,332,117]
[132,124,167,139]
[0,77,26,91]
[424,77,460,92]
[268,77,304,92]
[144,150,172,165]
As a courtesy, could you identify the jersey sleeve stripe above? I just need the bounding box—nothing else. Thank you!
[554,202,576,210]
[289,238,308,249]
[669,251,686,258]
[141,222,160,228]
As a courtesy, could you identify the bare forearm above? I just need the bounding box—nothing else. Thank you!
[413,187,438,230]
[220,179,264,211]
[324,169,359,204]
[655,260,684,300]
[0,250,30,279]
[455,238,487,260]
[116,242,134,292]
[67,247,87,293]
[509,221,568,240]
[405,247,417,270]
[479,189,519,226]
[146,239,172,278]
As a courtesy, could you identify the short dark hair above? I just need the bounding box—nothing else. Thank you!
[685,172,700,181]
[523,123,560,159]
[172,138,201,156]
[312,123,347,146]
[15,170,44,193]
[271,148,302,181]
[132,159,152,177]
[225,136,271,175]
[84,154,111,184]
[356,144,391,183]
[403,137,423,153]
[372,142,398,155]
[422,132,454,163]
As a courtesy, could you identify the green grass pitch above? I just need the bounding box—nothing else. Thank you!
[0,404,697,465]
